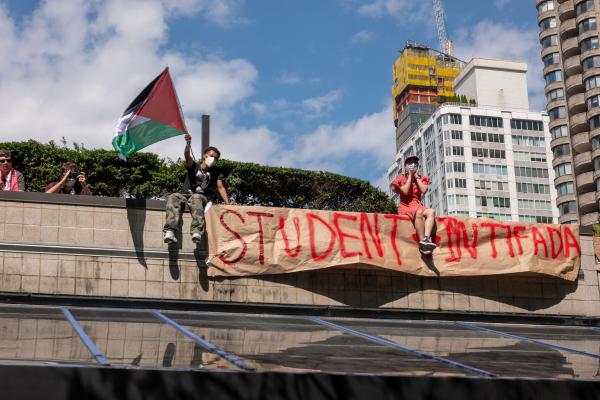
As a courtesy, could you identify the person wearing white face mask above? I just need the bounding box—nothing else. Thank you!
[391,156,437,254]
[163,133,231,245]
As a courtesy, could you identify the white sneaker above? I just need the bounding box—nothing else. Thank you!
[164,230,177,244]
[191,233,202,243]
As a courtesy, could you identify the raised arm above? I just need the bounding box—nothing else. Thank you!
[184,133,194,168]
[415,174,429,195]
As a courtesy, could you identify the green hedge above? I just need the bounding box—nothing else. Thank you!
[0,140,396,213]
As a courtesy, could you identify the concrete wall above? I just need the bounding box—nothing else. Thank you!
[0,193,598,317]
[454,59,530,111]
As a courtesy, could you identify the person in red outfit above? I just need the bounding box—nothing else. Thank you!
[392,156,437,254]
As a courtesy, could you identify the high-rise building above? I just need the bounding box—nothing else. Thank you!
[387,58,559,223]
[536,0,599,226]
[392,42,464,151]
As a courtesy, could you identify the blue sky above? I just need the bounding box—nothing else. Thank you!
[0,0,542,189]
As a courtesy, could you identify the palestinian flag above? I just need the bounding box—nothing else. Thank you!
[113,67,187,159]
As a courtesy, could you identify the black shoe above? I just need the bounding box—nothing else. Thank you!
[421,236,437,252]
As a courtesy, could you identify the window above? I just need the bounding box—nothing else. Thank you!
[558,201,576,216]
[550,125,568,139]
[579,18,597,34]
[488,133,505,143]
[537,1,555,13]
[476,196,510,208]
[475,180,506,191]
[592,135,600,150]
[518,199,552,210]
[542,52,560,68]
[537,0,554,13]
[545,70,562,84]
[540,35,558,49]
[514,167,549,178]
[576,0,594,15]
[585,75,600,90]
[469,115,503,128]
[452,146,464,156]
[423,126,434,143]
[588,94,600,109]
[519,215,553,224]
[510,119,544,131]
[556,181,574,196]
[454,178,467,188]
[548,106,566,121]
[489,149,506,159]
[516,182,550,194]
[554,163,572,177]
[583,56,600,70]
[590,115,600,129]
[438,114,462,127]
[546,88,564,103]
[472,148,488,158]
[447,194,468,206]
[445,162,465,173]
[470,131,487,142]
[581,36,600,52]
[514,151,547,162]
[512,135,545,147]
[448,178,467,189]
[473,164,508,176]
[539,17,556,30]
[477,213,512,221]
[552,143,571,158]
[451,130,463,140]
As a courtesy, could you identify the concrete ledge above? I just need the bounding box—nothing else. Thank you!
[0,193,599,317]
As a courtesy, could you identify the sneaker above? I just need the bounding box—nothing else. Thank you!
[164,230,177,244]
[420,236,437,252]
[191,233,202,243]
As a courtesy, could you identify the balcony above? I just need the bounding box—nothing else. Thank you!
[567,92,586,114]
[576,170,595,192]
[566,73,584,95]
[572,131,591,153]
[579,191,598,213]
[569,111,588,133]
[552,153,572,168]
[580,211,599,226]
[559,213,579,224]
[561,36,580,58]
[574,151,593,172]
[558,0,575,21]
[559,18,578,39]
[564,54,582,77]
[555,173,575,186]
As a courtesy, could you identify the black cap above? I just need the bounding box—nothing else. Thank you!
[404,155,419,164]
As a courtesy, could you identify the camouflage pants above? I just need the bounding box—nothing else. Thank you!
[163,193,208,236]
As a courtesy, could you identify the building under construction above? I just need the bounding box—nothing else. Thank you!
[392,42,464,151]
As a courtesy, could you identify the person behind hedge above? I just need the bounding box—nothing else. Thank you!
[163,133,231,244]
[391,155,437,254]
[44,162,91,195]
[0,149,25,192]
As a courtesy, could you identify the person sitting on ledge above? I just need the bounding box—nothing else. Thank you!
[163,133,231,245]
[44,162,91,195]
[0,149,25,192]
[392,155,437,254]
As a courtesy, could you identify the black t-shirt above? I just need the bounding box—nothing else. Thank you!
[183,162,224,200]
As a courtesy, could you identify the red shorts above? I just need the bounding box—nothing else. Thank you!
[397,204,426,222]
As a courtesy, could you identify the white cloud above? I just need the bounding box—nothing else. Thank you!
[493,0,512,10]
[302,89,343,115]
[276,72,301,85]
[0,0,256,156]
[356,0,428,21]
[453,20,546,111]
[350,30,376,45]
[0,0,394,190]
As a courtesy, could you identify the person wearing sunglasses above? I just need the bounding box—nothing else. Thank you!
[392,156,437,254]
[0,149,25,192]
